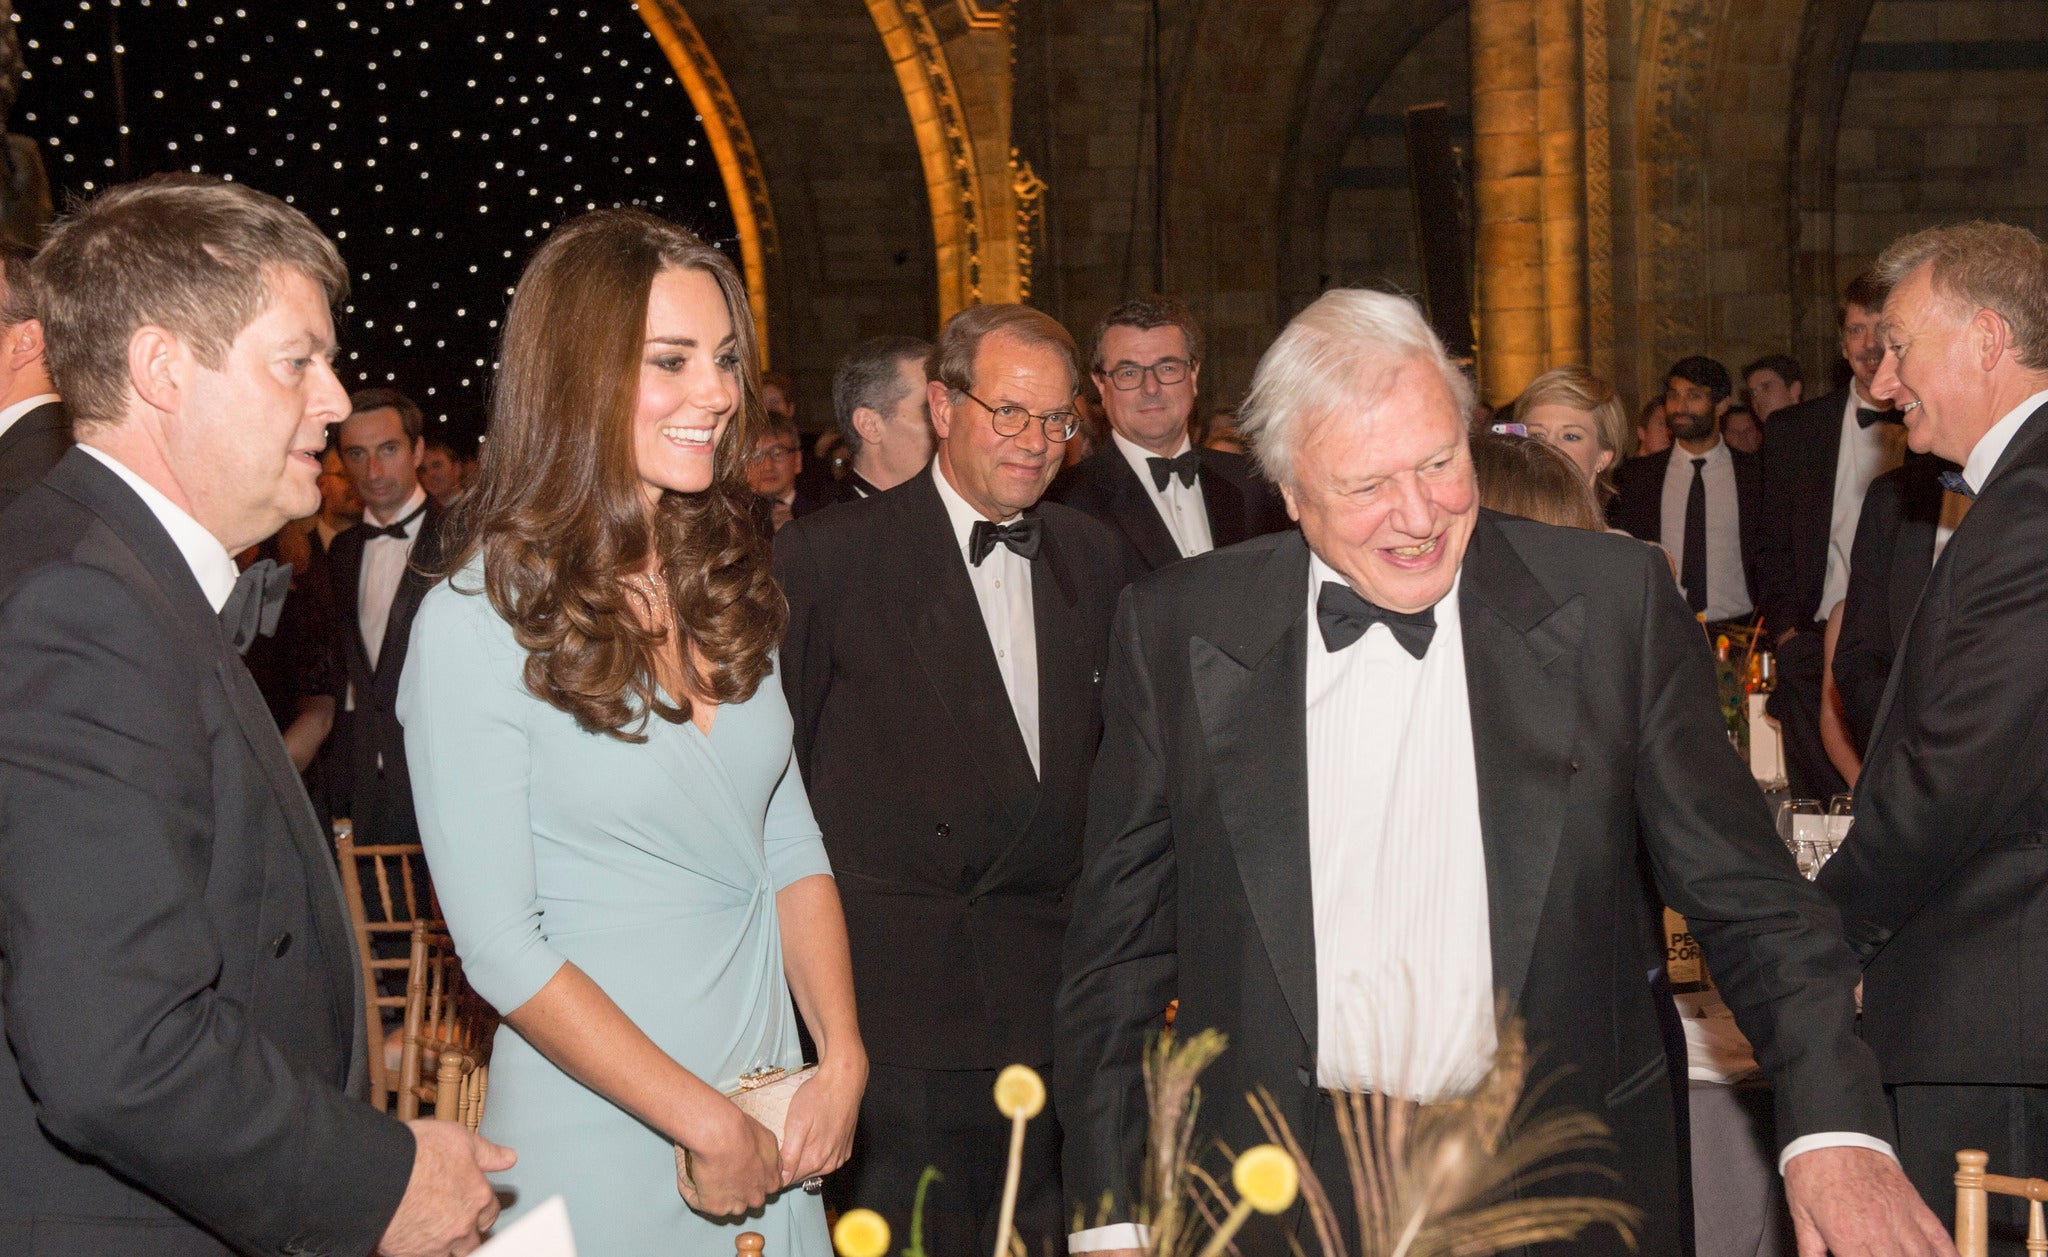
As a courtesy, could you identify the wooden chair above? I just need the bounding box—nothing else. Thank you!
[333,821,442,1111]
[396,921,497,1128]
[1955,1150,2048,1257]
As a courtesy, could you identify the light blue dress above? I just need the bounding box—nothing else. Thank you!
[397,563,833,1256]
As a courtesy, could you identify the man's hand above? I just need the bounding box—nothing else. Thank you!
[377,1120,517,1257]
[1785,1146,1956,1257]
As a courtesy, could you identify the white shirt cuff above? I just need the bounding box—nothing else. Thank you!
[1069,1223,1151,1252]
[1778,1131,1898,1175]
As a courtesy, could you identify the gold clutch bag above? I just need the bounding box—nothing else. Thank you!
[675,1064,818,1197]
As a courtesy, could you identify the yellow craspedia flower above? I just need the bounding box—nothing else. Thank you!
[832,1208,890,1257]
[1232,1144,1300,1215]
[993,1063,1046,1120]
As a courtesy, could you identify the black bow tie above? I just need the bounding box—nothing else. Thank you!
[1939,469,1977,500]
[360,499,428,541]
[1147,450,1202,490]
[1857,406,1903,428]
[220,559,291,654]
[1316,580,1437,659]
[968,516,1042,565]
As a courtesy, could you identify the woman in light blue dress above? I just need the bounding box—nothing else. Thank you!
[398,209,866,1255]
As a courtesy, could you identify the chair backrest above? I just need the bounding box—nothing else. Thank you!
[334,822,442,1111]
[397,921,498,1127]
[1955,1150,2048,1257]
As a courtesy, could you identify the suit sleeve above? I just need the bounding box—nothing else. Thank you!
[398,586,566,1015]
[771,521,833,777]
[0,563,413,1257]
[1753,424,1801,634]
[1055,588,1180,1228]
[1830,479,1901,750]
[1818,470,2048,957]
[1625,545,1892,1148]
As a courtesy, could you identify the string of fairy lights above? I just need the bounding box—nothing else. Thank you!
[14,0,738,447]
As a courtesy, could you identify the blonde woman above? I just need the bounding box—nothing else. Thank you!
[1513,365,1635,509]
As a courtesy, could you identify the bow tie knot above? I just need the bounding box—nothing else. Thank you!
[1315,580,1437,659]
[1939,469,1977,500]
[220,559,292,654]
[968,516,1042,565]
[1147,450,1202,491]
[1857,406,1902,429]
[360,499,428,542]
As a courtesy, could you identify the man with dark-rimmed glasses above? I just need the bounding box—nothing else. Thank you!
[1055,294,1286,571]
[773,302,1139,1257]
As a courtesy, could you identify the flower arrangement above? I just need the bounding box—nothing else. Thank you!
[831,1018,1637,1257]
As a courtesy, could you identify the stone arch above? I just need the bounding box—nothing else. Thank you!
[633,0,938,422]
[636,0,779,357]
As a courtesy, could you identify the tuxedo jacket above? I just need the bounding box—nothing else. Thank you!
[773,464,1138,1069]
[1831,454,1951,750]
[0,450,412,1256]
[1053,443,1287,573]
[1611,442,1767,611]
[324,502,447,840]
[1755,389,1865,634]
[1056,518,1887,1257]
[0,399,71,517]
[1819,401,2048,1086]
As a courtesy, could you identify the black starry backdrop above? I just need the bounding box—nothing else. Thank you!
[15,1,738,448]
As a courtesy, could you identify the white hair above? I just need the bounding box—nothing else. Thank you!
[1238,289,1477,489]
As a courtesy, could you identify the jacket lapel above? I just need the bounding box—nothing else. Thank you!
[371,504,443,686]
[1192,532,1317,1050]
[1459,515,1586,1011]
[898,469,1041,835]
[1199,458,1251,549]
[1101,452,1183,571]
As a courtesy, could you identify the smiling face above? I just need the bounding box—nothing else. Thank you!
[172,267,348,551]
[1873,262,2005,463]
[1520,402,1613,483]
[1279,356,1479,615]
[930,330,1073,521]
[1842,301,1887,398]
[1093,324,1201,456]
[631,265,739,509]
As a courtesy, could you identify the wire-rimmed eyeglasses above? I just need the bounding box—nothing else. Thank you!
[958,389,1082,442]
[1097,358,1192,391]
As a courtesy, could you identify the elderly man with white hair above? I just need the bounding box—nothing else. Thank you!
[1055,290,1950,1257]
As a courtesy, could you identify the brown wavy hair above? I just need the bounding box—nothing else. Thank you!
[437,209,783,740]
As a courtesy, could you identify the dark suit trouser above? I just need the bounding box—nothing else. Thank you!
[1766,630,1848,800]
[1893,1083,2048,1257]
[830,1063,1063,1257]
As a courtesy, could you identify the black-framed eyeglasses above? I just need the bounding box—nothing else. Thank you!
[1098,358,1192,390]
[958,388,1082,442]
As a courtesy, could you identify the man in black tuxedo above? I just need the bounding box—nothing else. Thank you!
[776,303,1135,1257]
[1755,273,1905,797]
[1057,289,1946,1257]
[1055,295,1284,571]
[747,413,831,532]
[0,239,67,514]
[0,174,508,1257]
[1612,355,1766,632]
[1819,222,2048,1248]
[1829,453,1962,750]
[327,386,445,843]
[829,334,933,502]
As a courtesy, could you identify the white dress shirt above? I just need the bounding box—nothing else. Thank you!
[1818,386,1908,621]
[1305,555,1496,1098]
[78,443,239,613]
[1961,387,2048,495]
[1111,431,1215,559]
[933,462,1040,776]
[1659,438,1752,621]
[0,391,62,444]
[357,485,428,674]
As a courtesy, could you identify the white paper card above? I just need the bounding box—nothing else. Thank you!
[1792,814,1831,845]
[1747,695,1785,785]
[476,1197,577,1257]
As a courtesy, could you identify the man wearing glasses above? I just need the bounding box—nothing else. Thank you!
[774,304,1138,1257]
[746,413,828,533]
[1056,295,1285,571]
